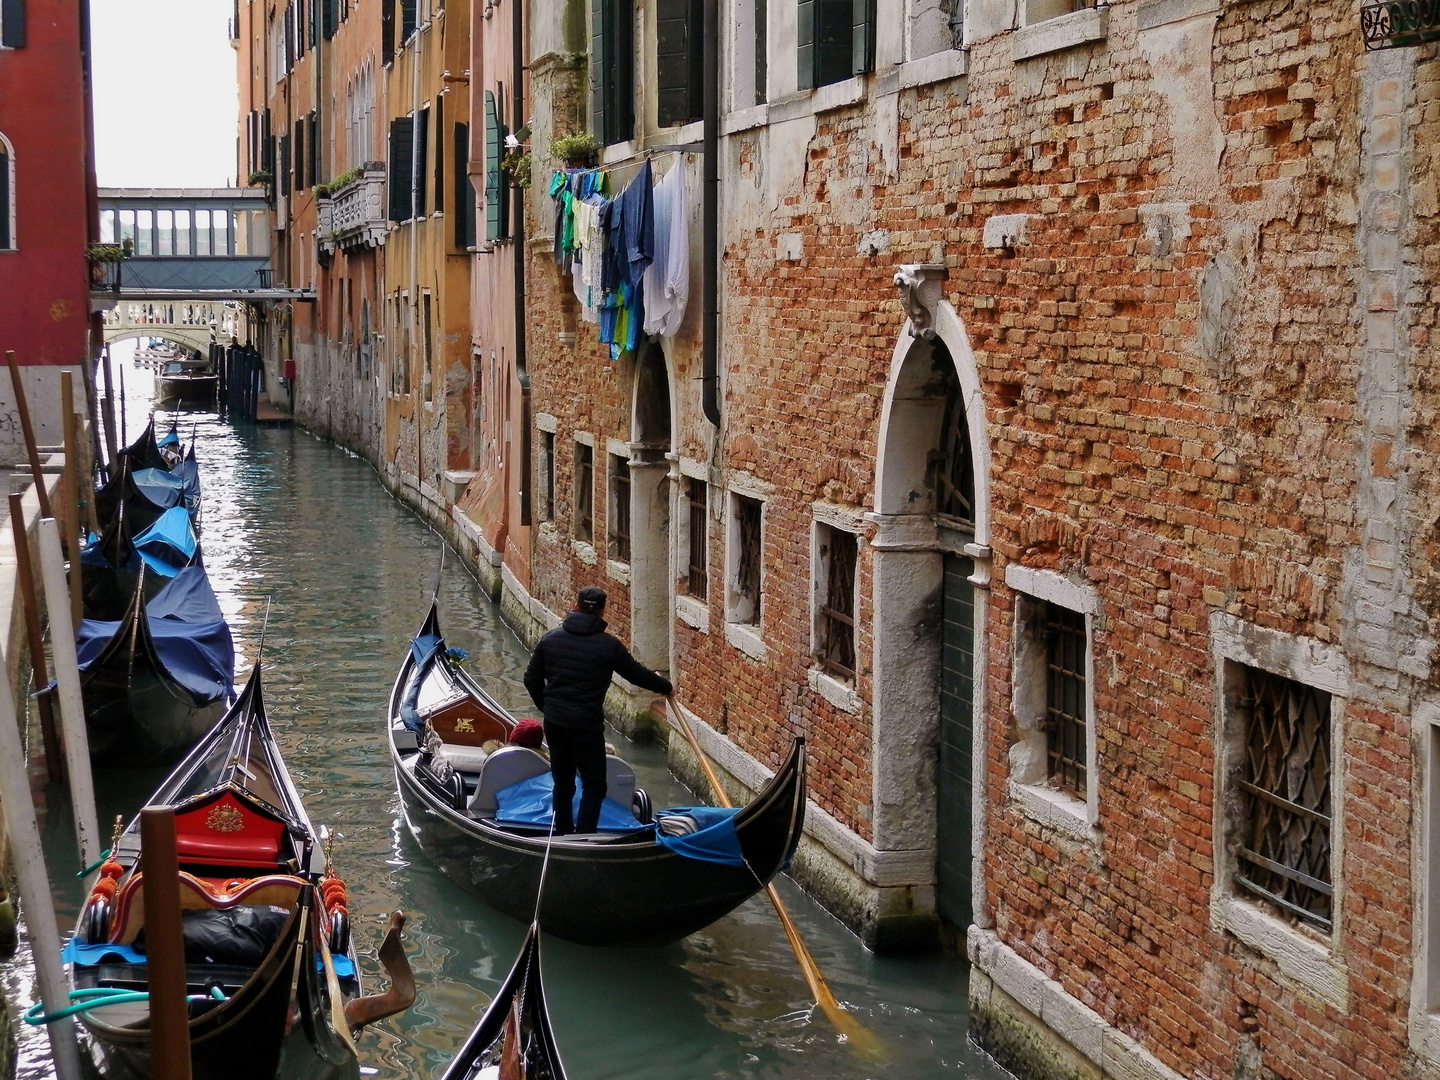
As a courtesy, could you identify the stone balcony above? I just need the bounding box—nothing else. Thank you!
[320,167,388,253]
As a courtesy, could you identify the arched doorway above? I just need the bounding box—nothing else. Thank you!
[872,305,990,943]
[628,343,673,674]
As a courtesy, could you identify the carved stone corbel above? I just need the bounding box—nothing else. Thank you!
[892,263,948,340]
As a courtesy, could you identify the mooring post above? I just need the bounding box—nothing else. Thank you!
[140,806,193,1080]
[5,351,53,520]
[100,343,118,467]
[37,516,99,878]
[0,645,83,1080]
[9,494,63,784]
[60,370,85,633]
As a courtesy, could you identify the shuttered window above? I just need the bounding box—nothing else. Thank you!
[415,106,429,216]
[382,0,394,59]
[1,0,26,47]
[590,0,633,146]
[400,0,417,40]
[278,135,291,199]
[0,148,11,250]
[307,110,319,187]
[655,0,702,127]
[323,0,337,38]
[454,122,476,248]
[483,91,508,242]
[293,118,305,190]
[388,116,414,221]
[797,0,872,90]
[433,96,444,215]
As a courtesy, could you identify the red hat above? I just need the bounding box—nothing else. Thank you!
[508,718,545,747]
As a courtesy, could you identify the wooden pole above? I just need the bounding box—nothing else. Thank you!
[60,371,85,634]
[5,351,52,519]
[100,343,118,469]
[38,517,99,877]
[140,806,193,1080]
[0,645,83,1080]
[118,361,127,448]
[9,495,62,784]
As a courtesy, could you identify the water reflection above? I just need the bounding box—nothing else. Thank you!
[5,345,1012,1080]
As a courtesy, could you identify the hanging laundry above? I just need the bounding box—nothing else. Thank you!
[643,163,690,338]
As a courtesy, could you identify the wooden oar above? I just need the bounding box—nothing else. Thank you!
[664,695,885,1060]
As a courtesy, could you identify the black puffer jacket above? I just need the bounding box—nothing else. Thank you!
[523,611,673,730]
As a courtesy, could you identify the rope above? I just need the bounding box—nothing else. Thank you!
[531,794,558,926]
[24,986,227,1026]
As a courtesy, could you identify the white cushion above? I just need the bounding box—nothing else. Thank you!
[439,743,492,774]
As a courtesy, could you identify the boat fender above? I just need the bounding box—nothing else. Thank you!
[80,898,110,945]
[632,788,653,825]
[328,911,350,956]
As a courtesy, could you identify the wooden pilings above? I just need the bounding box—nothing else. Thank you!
[216,344,263,422]
[9,494,62,784]
[140,806,194,1080]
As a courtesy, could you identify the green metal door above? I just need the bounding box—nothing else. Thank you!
[937,553,974,930]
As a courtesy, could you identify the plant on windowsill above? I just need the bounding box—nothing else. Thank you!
[549,132,599,168]
[500,150,532,188]
[315,165,366,199]
[246,169,273,187]
[86,243,129,263]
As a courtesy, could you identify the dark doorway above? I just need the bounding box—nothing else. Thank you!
[937,553,975,931]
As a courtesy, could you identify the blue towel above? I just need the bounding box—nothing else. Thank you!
[655,806,746,867]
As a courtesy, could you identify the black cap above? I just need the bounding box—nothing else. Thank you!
[577,586,608,612]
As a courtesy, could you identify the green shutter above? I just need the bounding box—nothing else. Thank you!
[415,106,429,216]
[434,96,445,215]
[401,0,416,39]
[308,110,319,187]
[388,117,413,221]
[454,122,476,249]
[590,0,607,145]
[655,0,694,127]
[484,92,504,241]
[591,0,633,145]
[797,0,815,91]
[382,0,394,58]
[323,0,337,38]
[852,0,875,74]
[293,120,304,191]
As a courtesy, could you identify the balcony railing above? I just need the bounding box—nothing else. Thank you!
[320,167,388,253]
[1362,0,1440,48]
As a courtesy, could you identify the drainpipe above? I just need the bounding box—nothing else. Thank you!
[513,0,531,526]
[411,10,422,496]
[700,0,720,428]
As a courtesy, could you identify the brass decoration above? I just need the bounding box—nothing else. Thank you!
[453,718,475,733]
[205,803,245,833]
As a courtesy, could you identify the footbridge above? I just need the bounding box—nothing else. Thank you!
[100,299,241,353]
[92,189,309,302]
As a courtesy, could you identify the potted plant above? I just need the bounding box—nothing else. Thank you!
[246,169,273,187]
[550,132,599,168]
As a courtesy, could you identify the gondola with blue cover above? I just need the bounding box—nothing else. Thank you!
[388,602,807,947]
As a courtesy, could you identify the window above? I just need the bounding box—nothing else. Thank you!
[388,115,414,221]
[415,106,429,216]
[1043,602,1087,797]
[0,136,12,250]
[538,430,555,522]
[174,209,191,256]
[608,454,631,562]
[656,0,703,126]
[1232,665,1333,930]
[421,290,433,402]
[1023,0,1095,24]
[727,493,762,624]
[797,0,875,90]
[433,96,444,215]
[382,0,394,59]
[574,443,595,542]
[937,375,975,524]
[815,523,857,680]
[591,0,634,146]
[1,0,27,47]
[454,122,476,248]
[307,109,319,189]
[686,477,708,599]
[323,0,337,38]
[401,0,417,40]
[483,92,508,242]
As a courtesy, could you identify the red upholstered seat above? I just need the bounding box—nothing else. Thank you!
[173,789,286,869]
[106,871,306,944]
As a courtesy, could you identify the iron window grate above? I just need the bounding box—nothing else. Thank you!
[687,477,707,600]
[574,442,593,543]
[818,527,857,680]
[1044,603,1087,798]
[609,455,631,563]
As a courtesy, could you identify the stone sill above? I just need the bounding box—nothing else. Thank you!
[1013,7,1109,62]
[1211,892,1348,1012]
[724,621,766,661]
[1137,0,1218,30]
[723,103,769,135]
[571,539,597,566]
[1008,780,1097,842]
[813,74,868,115]
[874,49,969,97]
[676,594,709,633]
[808,667,861,715]
[601,139,639,166]
[605,558,630,585]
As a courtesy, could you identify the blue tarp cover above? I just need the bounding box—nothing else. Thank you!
[133,506,196,576]
[76,563,234,704]
[158,427,181,447]
[494,772,645,833]
[654,806,745,866]
[172,455,201,512]
[62,938,356,976]
[131,467,185,510]
[399,633,445,732]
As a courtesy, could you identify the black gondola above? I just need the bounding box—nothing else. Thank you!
[63,664,411,1080]
[81,501,198,622]
[439,922,568,1080]
[76,555,234,767]
[388,603,808,947]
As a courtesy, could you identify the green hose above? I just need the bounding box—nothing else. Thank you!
[24,985,227,1026]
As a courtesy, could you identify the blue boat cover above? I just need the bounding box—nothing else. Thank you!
[131,467,185,510]
[62,938,356,977]
[76,563,233,704]
[158,426,181,448]
[133,506,196,576]
[654,806,745,867]
[399,632,446,732]
[172,454,201,513]
[494,772,646,833]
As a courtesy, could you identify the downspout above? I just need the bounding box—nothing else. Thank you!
[513,0,531,526]
[411,9,423,497]
[700,0,720,428]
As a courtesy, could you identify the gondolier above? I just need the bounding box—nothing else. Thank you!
[524,586,673,834]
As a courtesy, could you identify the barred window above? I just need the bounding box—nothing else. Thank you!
[608,454,630,562]
[730,494,762,624]
[1234,666,1333,929]
[686,477,707,600]
[816,524,857,681]
[1043,603,1087,797]
[574,442,593,543]
[538,431,554,523]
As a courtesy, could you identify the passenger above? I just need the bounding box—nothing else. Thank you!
[523,586,672,834]
[506,718,547,758]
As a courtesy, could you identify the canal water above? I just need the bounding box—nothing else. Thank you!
[6,347,1013,1080]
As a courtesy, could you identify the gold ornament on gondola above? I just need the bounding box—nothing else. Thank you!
[205,803,245,833]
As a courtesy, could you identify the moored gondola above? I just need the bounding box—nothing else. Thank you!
[76,556,234,767]
[439,922,568,1080]
[388,603,807,947]
[64,664,414,1080]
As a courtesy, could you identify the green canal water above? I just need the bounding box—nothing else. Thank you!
[4,350,1013,1080]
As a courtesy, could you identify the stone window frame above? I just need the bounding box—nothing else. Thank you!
[674,456,710,633]
[0,132,13,252]
[1011,4,1108,62]
[571,431,597,564]
[1411,699,1440,1064]
[1004,564,1101,842]
[1209,611,1350,1013]
[808,501,865,715]
[724,473,772,662]
[534,413,557,526]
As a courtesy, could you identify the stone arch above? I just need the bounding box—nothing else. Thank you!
[102,328,215,354]
[869,300,992,946]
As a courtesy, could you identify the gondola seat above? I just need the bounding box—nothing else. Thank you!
[468,747,551,815]
[105,871,306,945]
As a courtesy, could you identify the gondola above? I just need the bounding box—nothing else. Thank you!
[388,603,808,947]
[81,502,198,621]
[64,664,415,1080]
[76,555,234,767]
[439,922,568,1080]
[95,422,202,536]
